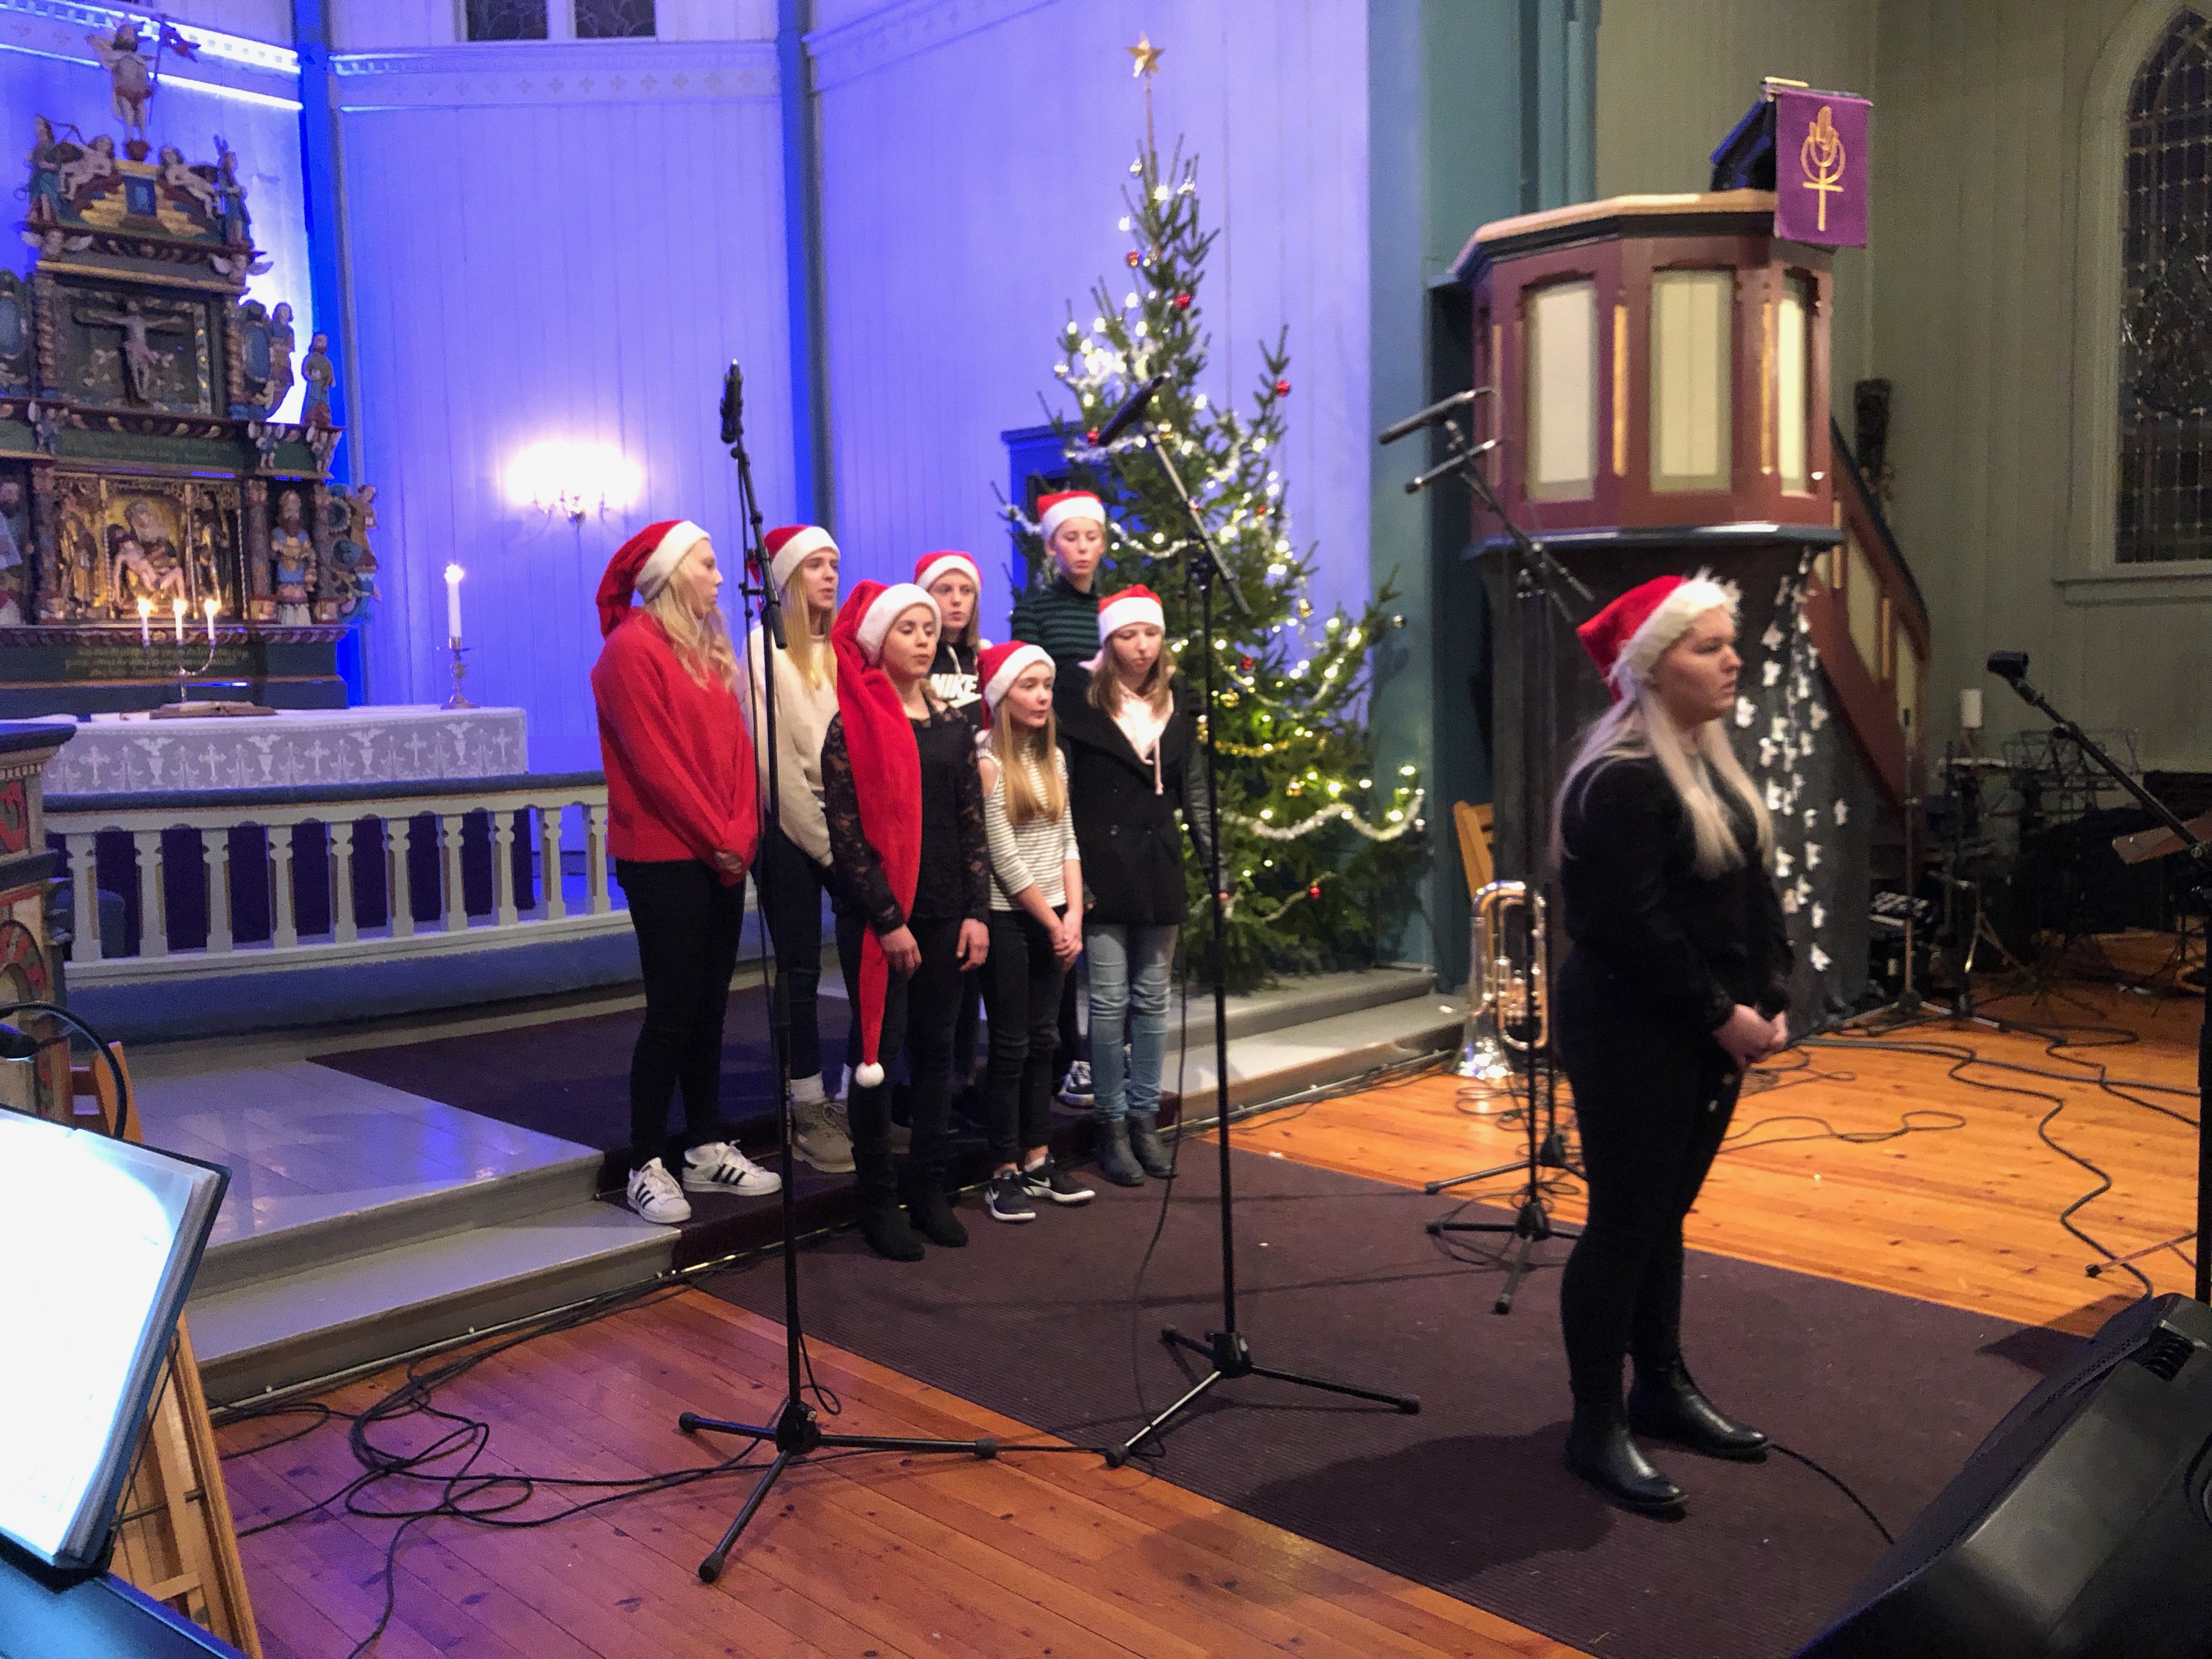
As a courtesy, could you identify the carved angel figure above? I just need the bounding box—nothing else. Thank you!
[158,145,220,213]
[85,24,153,143]
[55,134,116,203]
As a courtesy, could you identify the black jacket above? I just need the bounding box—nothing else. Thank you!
[1056,668,1215,926]
[1555,754,1791,1037]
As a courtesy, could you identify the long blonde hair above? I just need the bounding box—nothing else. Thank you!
[644,555,738,690]
[1088,636,1175,717]
[1552,667,1771,877]
[989,699,1066,825]
[776,576,836,691]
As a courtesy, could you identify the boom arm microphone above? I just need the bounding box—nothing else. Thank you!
[719,361,743,445]
[1378,387,1489,447]
[1985,650,2029,682]
[1093,374,1167,447]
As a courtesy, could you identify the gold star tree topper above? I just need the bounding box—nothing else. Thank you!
[1127,33,1163,77]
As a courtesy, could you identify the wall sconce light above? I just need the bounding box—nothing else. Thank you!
[505,442,643,526]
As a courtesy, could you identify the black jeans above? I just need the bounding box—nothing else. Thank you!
[981,906,1068,1164]
[756,821,832,1082]
[618,859,747,1172]
[1555,950,1741,1409]
[837,911,966,1185]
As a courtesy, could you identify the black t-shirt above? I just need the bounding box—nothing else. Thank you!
[928,640,983,730]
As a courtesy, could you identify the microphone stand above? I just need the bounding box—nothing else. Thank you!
[675,364,1010,1580]
[1103,408,1421,1467]
[1393,406,1592,1314]
[1990,661,2212,1304]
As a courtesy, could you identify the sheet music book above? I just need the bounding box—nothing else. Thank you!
[0,1110,228,1572]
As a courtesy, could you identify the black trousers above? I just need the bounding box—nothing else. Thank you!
[1555,949,1741,1409]
[756,821,832,1082]
[981,906,1067,1163]
[618,858,746,1172]
[837,911,965,1188]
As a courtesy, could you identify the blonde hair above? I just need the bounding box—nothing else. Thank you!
[989,699,1066,825]
[644,552,738,690]
[926,576,983,652]
[1088,633,1175,717]
[1552,667,1772,877]
[776,575,837,690]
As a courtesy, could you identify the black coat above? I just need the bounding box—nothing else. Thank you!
[1555,754,1792,1039]
[1056,668,1216,927]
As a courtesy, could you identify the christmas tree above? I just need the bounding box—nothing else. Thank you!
[1000,92,1424,990]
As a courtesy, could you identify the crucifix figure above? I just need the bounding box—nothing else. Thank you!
[72,296,191,404]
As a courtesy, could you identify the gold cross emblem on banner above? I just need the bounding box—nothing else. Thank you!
[1799,104,1846,232]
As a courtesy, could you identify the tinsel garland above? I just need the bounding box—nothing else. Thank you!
[1227,789,1426,843]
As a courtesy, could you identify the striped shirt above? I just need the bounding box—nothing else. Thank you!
[1007,575,1099,669]
[984,748,1079,911]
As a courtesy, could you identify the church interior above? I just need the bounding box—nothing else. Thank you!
[0,2,2208,1656]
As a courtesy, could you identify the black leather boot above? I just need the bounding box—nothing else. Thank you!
[1127,1110,1174,1178]
[1096,1120,1145,1186]
[1628,1358,1769,1460]
[853,1151,923,1262]
[901,1171,969,1248]
[1565,1402,1686,1513]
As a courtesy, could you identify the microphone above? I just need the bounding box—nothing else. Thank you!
[1985,650,2029,682]
[719,361,743,445]
[1378,387,1491,447]
[1404,438,1499,495]
[1092,374,1167,447]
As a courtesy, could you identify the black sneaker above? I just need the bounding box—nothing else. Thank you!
[1022,1157,1095,1206]
[986,1169,1037,1223]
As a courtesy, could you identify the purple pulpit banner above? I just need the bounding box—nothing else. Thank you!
[1773,89,1870,247]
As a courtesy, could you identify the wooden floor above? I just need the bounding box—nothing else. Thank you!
[213,951,2202,1658]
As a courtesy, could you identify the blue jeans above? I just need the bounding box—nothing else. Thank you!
[1086,921,1177,1122]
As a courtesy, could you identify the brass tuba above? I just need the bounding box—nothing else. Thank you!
[1455,879,1549,1083]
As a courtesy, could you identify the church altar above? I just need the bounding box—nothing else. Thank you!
[37,705,529,795]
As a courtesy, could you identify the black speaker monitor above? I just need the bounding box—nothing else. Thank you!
[1799,1293,2212,1659]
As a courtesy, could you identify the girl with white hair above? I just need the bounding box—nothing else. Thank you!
[1550,572,1792,1516]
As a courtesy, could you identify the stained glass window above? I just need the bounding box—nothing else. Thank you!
[2119,11,2212,563]
[574,0,656,38]
[465,0,549,41]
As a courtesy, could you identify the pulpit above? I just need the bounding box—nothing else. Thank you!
[0,721,75,1119]
[1448,190,1927,1015]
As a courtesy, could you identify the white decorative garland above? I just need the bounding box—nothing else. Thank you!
[1228,789,1426,843]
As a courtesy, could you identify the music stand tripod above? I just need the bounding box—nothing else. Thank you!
[675,364,1045,1581]
[1099,400,1420,1468]
[1386,399,1590,1314]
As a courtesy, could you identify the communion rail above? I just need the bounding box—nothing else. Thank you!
[46,771,625,984]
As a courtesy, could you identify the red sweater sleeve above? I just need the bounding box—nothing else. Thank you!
[595,625,754,870]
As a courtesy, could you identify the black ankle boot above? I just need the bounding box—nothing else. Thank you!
[854,1151,924,1261]
[902,1177,969,1248]
[1096,1120,1144,1186]
[1628,1359,1769,1460]
[1127,1110,1173,1178]
[1565,1402,1686,1513]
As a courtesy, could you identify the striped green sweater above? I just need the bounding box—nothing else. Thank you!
[1008,575,1100,669]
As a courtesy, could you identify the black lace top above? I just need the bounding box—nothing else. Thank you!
[821,697,989,933]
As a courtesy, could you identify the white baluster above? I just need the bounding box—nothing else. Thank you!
[537,805,566,921]
[66,833,100,963]
[442,813,466,933]
[331,821,358,945]
[132,830,166,958]
[202,828,233,954]
[388,816,415,939]
[269,824,297,949]
[584,801,610,915]
[492,811,518,928]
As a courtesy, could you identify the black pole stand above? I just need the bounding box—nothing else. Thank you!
[1103,418,1420,1468]
[1988,656,2212,1304]
[675,364,1013,1580]
[1391,409,1591,1314]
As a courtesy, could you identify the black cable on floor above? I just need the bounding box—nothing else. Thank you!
[1770,1442,1894,1546]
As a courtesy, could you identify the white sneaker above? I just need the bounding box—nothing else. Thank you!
[791,1099,855,1173]
[1057,1060,1093,1107]
[682,1141,782,1196]
[627,1159,692,1226]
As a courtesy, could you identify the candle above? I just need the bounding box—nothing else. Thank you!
[170,596,185,645]
[1959,687,1983,732]
[444,564,464,643]
[204,595,219,646]
[137,596,152,648]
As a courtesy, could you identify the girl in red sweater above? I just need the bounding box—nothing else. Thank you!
[592,520,780,1226]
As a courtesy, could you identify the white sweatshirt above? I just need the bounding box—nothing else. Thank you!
[743,624,839,865]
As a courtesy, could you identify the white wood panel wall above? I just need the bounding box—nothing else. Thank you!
[336,43,796,770]
[809,0,1373,633]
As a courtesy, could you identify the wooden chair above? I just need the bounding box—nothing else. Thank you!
[1453,801,1496,898]
[69,1040,133,1137]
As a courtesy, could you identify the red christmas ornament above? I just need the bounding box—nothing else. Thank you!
[1239,655,1254,670]
[1084,428,1100,445]
[1254,504,1271,518]
[1173,292,1192,310]
[1125,250,1142,267]
[1274,378,1292,395]
[1307,884,1322,900]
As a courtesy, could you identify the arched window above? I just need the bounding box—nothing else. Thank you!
[2118,11,2212,563]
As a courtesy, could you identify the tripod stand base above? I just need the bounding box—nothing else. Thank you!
[680,1397,997,1580]
[1427,1198,1578,1314]
[1103,1327,1420,1469]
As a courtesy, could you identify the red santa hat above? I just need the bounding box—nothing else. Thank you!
[979,640,1053,714]
[1097,584,1166,642]
[1037,490,1105,541]
[913,549,981,594]
[764,523,836,591]
[595,519,709,637]
[1576,571,1739,699]
[831,582,927,1088]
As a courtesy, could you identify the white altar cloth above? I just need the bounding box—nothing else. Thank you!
[37,706,531,794]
